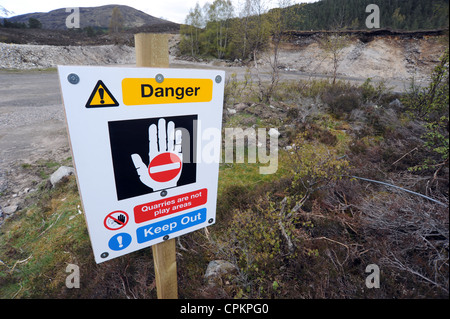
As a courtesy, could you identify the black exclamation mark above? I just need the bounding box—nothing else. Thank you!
[99,88,105,104]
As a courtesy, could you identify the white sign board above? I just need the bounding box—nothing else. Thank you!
[58,66,224,263]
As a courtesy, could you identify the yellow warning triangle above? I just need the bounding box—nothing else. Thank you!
[85,80,119,108]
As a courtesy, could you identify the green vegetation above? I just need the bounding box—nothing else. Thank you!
[0,176,88,298]
[403,49,449,173]
[289,0,449,31]
[27,18,42,29]
[1,17,43,29]
[109,6,124,34]
[179,0,449,61]
[1,19,27,29]
[179,0,292,61]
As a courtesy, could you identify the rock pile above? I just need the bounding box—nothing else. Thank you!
[0,42,135,69]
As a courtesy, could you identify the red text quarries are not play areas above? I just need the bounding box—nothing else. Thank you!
[134,188,208,223]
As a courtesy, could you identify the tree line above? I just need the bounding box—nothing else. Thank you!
[1,17,42,29]
[179,0,449,61]
[180,0,296,61]
[291,0,449,31]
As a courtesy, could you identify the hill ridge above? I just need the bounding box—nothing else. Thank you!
[6,4,178,30]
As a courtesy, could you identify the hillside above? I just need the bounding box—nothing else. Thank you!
[0,4,179,46]
[6,4,178,30]
[0,23,180,46]
[284,0,449,30]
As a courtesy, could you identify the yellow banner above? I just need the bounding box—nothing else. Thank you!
[122,78,213,105]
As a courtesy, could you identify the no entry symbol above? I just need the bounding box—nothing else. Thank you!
[104,211,129,230]
[149,152,182,183]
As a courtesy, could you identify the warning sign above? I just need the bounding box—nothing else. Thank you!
[136,208,206,243]
[134,188,208,223]
[108,233,132,251]
[122,78,213,106]
[86,80,119,108]
[58,66,224,264]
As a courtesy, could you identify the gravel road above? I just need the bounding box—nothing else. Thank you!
[0,70,68,170]
[0,70,70,218]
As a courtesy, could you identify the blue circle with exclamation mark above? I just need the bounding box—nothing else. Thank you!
[108,233,132,251]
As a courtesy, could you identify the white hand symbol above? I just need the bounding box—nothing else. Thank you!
[131,118,183,192]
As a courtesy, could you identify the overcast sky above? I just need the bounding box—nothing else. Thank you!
[1,0,319,24]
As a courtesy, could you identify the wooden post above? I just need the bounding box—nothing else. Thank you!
[135,33,169,68]
[134,32,178,299]
[151,238,178,299]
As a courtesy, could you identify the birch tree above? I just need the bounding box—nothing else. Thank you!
[180,3,204,56]
[109,6,124,34]
[206,0,234,59]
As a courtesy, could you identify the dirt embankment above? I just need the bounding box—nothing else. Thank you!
[1,32,447,84]
[0,34,182,69]
[0,43,135,69]
[275,31,447,83]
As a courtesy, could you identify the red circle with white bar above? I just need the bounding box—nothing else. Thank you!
[104,211,129,230]
[148,153,182,183]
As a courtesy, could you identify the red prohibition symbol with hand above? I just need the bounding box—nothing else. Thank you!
[131,118,183,191]
[104,211,129,230]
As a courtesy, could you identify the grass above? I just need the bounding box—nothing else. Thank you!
[0,151,292,298]
[0,176,90,298]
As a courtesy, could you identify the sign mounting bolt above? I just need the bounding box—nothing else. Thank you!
[67,73,80,84]
[155,74,164,83]
[215,75,222,83]
[100,252,109,259]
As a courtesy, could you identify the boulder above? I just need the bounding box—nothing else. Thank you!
[204,260,238,285]
[389,98,403,109]
[50,166,75,187]
[268,128,280,137]
[234,103,249,112]
[2,205,18,215]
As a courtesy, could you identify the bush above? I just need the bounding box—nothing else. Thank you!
[360,194,449,297]
[28,18,42,29]
[301,123,338,147]
[403,49,449,176]
[360,78,391,105]
[289,133,350,196]
[321,83,361,119]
